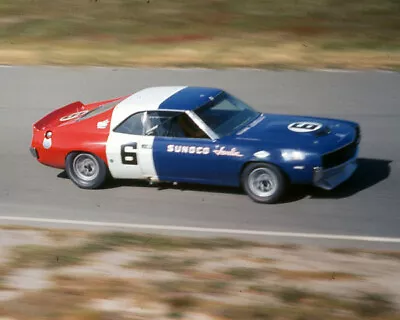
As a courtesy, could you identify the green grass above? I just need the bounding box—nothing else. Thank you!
[0,0,399,69]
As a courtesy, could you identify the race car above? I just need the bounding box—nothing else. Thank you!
[30,86,361,204]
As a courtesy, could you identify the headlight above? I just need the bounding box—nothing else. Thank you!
[281,150,306,161]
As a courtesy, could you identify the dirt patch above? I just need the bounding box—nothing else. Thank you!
[5,268,52,291]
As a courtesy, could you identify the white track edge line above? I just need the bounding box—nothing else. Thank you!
[1,216,400,243]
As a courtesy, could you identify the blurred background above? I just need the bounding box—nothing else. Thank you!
[0,0,399,69]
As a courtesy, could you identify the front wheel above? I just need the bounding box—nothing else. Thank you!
[65,152,107,189]
[241,162,288,204]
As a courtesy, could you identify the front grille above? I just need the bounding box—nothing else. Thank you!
[322,140,357,169]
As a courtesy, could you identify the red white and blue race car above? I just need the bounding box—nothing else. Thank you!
[30,86,361,203]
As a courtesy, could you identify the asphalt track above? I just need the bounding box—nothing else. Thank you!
[0,66,399,249]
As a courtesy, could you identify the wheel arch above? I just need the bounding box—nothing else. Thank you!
[65,149,108,166]
[239,160,291,186]
[65,149,111,177]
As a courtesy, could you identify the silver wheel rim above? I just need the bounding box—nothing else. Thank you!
[72,154,99,182]
[248,167,278,198]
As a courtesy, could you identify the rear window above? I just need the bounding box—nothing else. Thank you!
[78,98,123,121]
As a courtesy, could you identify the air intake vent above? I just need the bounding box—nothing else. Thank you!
[322,141,357,169]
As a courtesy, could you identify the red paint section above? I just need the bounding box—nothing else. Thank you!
[30,96,128,169]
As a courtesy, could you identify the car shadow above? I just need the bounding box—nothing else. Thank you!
[280,157,392,203]
[305,157,392,200]
[57,158,392,203]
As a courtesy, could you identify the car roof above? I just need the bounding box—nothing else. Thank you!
[110,86,223,129]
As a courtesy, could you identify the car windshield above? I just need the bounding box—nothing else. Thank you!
[193,92,261,137]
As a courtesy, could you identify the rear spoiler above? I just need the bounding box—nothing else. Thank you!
[33,101,85,131]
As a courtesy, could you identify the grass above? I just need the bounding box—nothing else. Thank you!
[273,287,397,318]
[0,288,126,320]
[0,0,399,69]
[248,285,271,294]
[224,267,265,281]
[274,269,361,281]
[5,231,261,269]
[51,274,142,299]
[0,225,88,240]
[215,304,278,320]
[154,279,230,296]
[0,287,90,319]
[276,287,313,304]
[164,295,198,311]
[352,292,396,318]
[8,244,91,269]
[125,254,198,272]
[329,247,400,261]
[88,232,261,251]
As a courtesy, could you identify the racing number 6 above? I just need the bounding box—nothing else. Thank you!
[121,143,138,165]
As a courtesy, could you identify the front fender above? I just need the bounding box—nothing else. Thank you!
[242,149,321,184]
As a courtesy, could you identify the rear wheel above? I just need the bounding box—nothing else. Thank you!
[65,152,107,189]
[241,162,287,204]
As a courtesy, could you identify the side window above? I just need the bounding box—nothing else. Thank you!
[114,112,145,135]
[144,111,180,137]
[145,111,209,139]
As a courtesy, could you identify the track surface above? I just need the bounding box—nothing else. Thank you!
[0,66,399,249]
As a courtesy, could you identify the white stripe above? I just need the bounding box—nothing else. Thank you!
[0,216,399,243]
[110,86,187,130]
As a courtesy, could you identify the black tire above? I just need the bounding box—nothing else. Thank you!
[241,162,288,204]
[65,152,107,189]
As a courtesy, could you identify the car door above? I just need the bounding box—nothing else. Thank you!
[147,110,241,186]
[106,111,158,180]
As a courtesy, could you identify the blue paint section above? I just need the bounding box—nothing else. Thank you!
[151,86,360,188]
[152,136,251,187]
[159,86,222,111]
[235,114,357,154]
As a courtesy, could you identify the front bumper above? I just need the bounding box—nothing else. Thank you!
[313,155,358,190]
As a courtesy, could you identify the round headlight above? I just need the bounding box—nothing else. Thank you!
[45,131,52,139]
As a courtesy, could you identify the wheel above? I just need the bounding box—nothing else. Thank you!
[241,162,288,204]
[65,152,107,189]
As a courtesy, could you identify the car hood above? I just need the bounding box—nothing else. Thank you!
[234,113,358,154]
